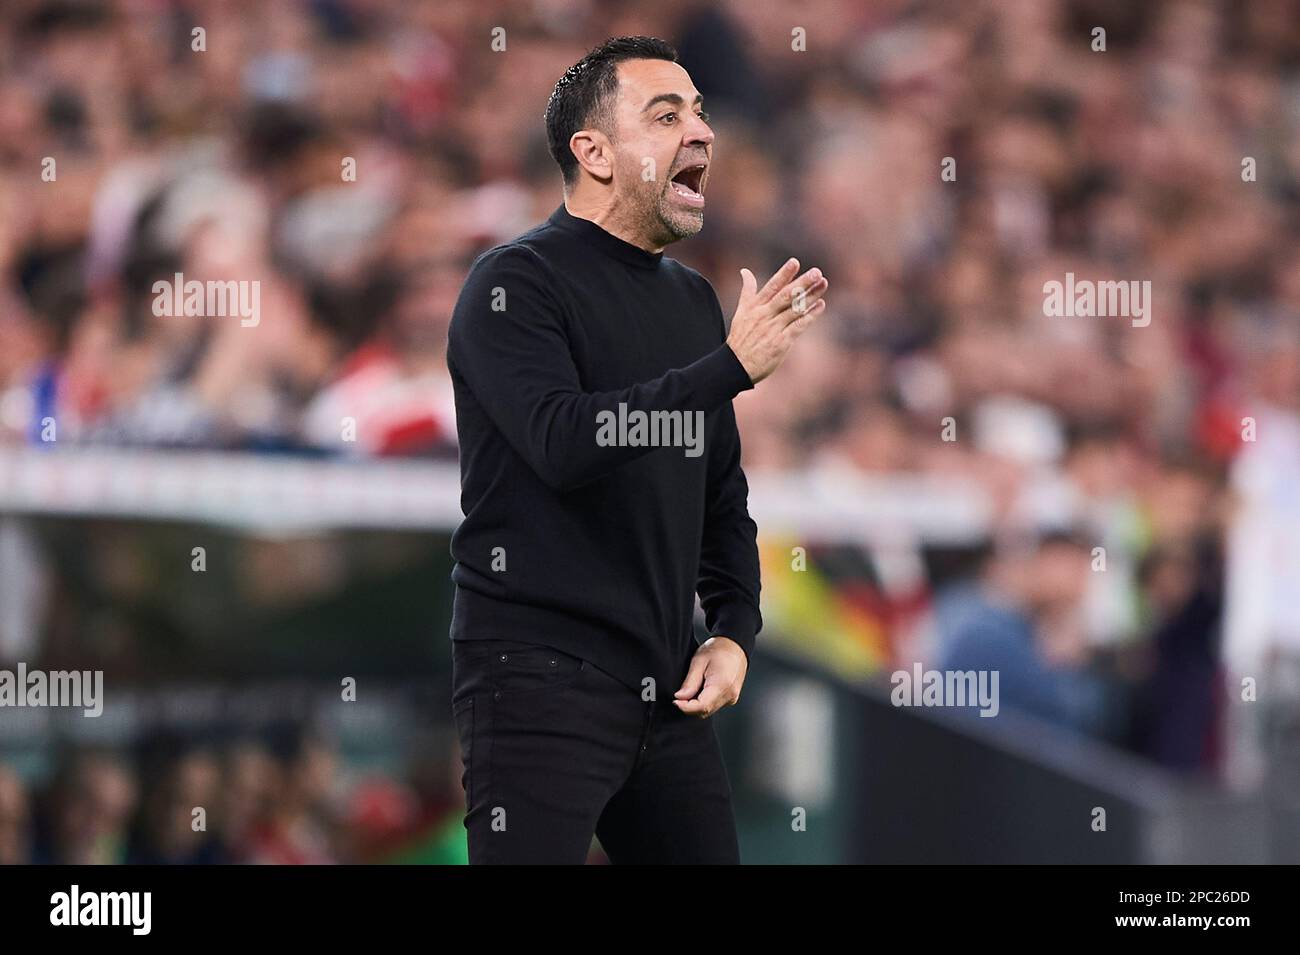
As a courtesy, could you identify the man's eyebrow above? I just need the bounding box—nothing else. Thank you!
[641,92,704,113]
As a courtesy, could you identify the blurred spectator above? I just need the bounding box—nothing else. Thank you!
[0,766,31,864]
[127,744,229,864]
[1127,538,1224,774]
[237,729,342,864]
[939,532,1112,736]
[31,750,137,864]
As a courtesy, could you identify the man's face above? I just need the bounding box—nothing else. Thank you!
[1030,542,1090,612]
[606,58,713,245]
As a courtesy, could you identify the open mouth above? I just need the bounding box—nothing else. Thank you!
[669,163,707,205]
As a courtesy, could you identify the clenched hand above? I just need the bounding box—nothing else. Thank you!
[674,636,749,718]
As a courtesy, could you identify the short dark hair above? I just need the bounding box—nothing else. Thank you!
[544,36,678,188]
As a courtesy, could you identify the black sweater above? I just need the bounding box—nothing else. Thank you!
[446,203,762,695]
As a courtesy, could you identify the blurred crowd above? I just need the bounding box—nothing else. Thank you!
[0,727,471,864]
[2,0,1300,803]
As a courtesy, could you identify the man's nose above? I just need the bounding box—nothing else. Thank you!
[684,115,714,147]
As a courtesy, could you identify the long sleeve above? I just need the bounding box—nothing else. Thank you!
[448,245,753,492]
[695,289,762,659]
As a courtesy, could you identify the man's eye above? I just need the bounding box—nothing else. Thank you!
[659,113,676,124]
[698,111,710,122]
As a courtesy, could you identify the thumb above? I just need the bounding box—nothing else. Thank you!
[738,267,757,303]
[675,652,709,699]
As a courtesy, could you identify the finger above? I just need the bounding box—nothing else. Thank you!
[768,269,824,316]
[784,298,827,336]
[676,681,728,718]
[674,653,708,700]
[777,276,828,323]
[757,257,800,304]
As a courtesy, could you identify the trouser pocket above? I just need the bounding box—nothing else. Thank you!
[451,695,476,808]
[478,641,587,698]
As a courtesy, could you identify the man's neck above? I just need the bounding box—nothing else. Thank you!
[563,191,666,255]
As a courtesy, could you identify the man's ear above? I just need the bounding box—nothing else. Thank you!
[569,129,613,183]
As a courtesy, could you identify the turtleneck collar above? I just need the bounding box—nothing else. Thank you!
[548,204,664,270]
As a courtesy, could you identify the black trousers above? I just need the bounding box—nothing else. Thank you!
[450,638,740,864]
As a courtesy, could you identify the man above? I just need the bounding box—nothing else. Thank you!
[940,532,1109,736]
[447,35,828,864]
